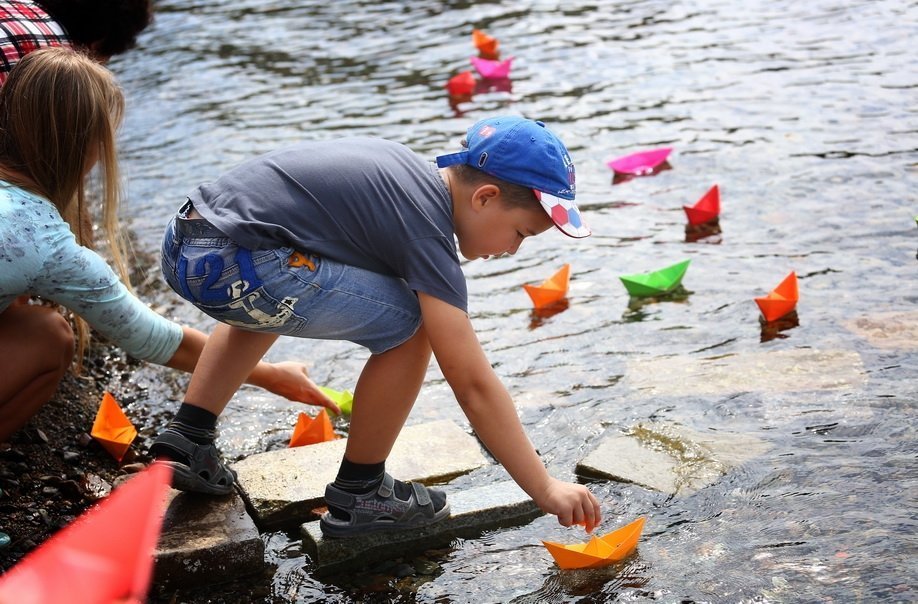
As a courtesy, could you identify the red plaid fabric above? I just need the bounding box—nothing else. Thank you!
[0,1,70,85]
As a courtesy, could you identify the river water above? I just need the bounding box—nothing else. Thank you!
[110,1,916,602]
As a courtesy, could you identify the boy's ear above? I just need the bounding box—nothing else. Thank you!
[470,184,500,212]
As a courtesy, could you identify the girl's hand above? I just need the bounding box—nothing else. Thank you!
[261,361,341,415]
[535,477,602,533]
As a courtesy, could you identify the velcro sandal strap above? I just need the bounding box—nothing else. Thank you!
[376,473,395,498]
[323,486,356,508]
[411,481,431,508]
[154,429,199,458]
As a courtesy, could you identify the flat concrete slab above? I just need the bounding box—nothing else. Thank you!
[577,422,770,495]
[844,310,918,350]
[625,349,865,397]
[233,420,489,530]
[301,480,542,575]
[153,489,263,588]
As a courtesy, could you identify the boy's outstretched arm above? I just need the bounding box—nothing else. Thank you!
[418,292,601,532]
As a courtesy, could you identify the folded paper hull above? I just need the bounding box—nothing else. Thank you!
[606,148,672,175]
[619,260,691,297]
[755,272,798,322]
[543,517,646,569]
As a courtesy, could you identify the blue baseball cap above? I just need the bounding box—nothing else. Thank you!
[436,116,591,238]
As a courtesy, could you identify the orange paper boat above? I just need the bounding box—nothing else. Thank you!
[523,264,571,309]
[754,271,799,322]
[683,184,720,225]
[472,29,500,59]
[289,408,338,447]
[0,461,171,604]
[543,517,646,570]
[90,391,137,462]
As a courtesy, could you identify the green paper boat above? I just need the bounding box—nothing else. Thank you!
[619,259,691,297]
[319,386,354,416]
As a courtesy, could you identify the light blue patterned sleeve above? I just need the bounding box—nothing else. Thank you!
[0,186,183,364]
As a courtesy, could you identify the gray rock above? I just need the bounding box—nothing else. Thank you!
[154,490,264,588]
[234,420,489,530]
[301,480,542,575]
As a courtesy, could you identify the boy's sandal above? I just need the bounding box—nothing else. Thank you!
[151,429,237,496]
[319,473,450,538]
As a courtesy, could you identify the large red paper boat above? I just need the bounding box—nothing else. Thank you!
[0,462,171,604]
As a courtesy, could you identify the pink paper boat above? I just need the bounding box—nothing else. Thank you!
[470,56,514,79]
[683,184,720,225]
[606,148,673,175]
[0,462,171,604]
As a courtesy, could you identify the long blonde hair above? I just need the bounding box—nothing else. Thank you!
[0,47,129,371]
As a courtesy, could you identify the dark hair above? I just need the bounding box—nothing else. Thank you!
[37,0,153,58]
[448,138,538,210]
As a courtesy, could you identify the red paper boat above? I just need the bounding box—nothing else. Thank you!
[472,29,500,59]
[0,462,171,604]
[91,391,137,462]
[446,71,476,96]
[289,408,338,447]
[754,272,798,322]
[606,148,672,175]
[470,56,514,79]
[523,264,571,309]
[683,184,720,225]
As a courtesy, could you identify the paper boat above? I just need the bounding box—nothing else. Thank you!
[446,71,476,96]
[683,184,720,225]
[470,56,514,79]
[754,271,798,322]
[619,259,691,297]
[289,408,338,447]
[319,385,354,416]
[0,461,171,603]
[606,148,673,175]
[472,29,500,59]
[90,391,137,462]
[523,264,571,309]
[543,517,646,570]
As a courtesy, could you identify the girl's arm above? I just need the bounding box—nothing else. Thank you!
[166,326,338,413]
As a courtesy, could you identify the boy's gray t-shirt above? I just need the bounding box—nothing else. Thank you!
[189,137,468,312]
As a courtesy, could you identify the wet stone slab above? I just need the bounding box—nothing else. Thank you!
[154,489,263,588]
[576,422,771,495]
[625,348,866,397]
[843,310,918,349]
[233,420,489,530]
[300,480,542,575]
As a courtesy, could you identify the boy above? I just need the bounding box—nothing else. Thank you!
[151,115,601,537]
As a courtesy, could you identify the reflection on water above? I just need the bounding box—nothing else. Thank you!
[114,0,917,601]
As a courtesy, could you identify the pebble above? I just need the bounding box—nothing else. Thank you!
[0,533,10,548]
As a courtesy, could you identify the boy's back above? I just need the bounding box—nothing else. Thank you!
[191,138,467,310]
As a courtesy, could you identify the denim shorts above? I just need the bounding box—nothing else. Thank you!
[160,201,422,354]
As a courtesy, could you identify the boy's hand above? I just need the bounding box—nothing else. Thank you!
[536,477,602,533]
[263,361,341,415]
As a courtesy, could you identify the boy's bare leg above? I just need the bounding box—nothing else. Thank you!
[344,324,432,464]
[184,323,279,414]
